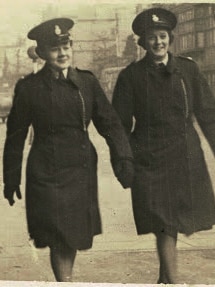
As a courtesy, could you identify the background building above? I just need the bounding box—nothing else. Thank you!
[171,3,215,91]
[51,3,148,72]
[1,3,215,94]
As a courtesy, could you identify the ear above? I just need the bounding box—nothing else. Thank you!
[35,46,47,60]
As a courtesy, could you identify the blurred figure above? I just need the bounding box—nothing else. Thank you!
[112,8,215,284]
[3,18,134,282]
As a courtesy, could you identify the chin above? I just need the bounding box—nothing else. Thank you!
[153,53,166,60]
[57,64,70,70]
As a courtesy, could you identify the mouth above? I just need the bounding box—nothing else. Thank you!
[153,46,164,51]
[57,58,68,63]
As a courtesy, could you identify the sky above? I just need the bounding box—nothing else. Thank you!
[0,0,213,46]
[0,0,142,46]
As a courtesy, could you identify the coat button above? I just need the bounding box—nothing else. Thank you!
[83,163,87,168]
[82,144,86,149]
[49,125,55,133]
[50,127,55,133]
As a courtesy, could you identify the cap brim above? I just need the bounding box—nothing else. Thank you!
[132,8,177,36]
[28,18,74,40]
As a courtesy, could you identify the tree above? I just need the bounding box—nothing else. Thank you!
[122,34,138,66]
[91,31,121,79]
[2,51,10,80]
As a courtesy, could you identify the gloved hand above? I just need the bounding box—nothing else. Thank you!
[3,185,22,206]
[114,159,134,189]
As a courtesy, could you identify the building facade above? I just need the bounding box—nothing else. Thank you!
[171,3,215,91]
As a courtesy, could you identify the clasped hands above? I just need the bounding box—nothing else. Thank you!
[3,185,22,206]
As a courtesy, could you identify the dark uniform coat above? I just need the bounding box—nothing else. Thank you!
[3,64,133,250]
[112,52,215,236]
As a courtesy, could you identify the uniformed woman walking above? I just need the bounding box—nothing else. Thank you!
[112,8,215,284]
[3,18,134,282]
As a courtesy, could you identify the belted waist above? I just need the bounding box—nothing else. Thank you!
[32,125,89,144]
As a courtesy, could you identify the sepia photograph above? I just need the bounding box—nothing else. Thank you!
[0,0,215,285]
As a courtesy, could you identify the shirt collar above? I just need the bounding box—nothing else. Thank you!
[142,52,178,74]
[154,53,169,66]
[62,68,68,78]
[49,66,69,79]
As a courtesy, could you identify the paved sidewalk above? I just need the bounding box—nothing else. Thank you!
[0,124,215,285]
[0,176,215,284]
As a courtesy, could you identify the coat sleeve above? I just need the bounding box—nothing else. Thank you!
[112,68,134,136]
[3,79,32,187]
[193,63,215,154]
[91,75,133,162]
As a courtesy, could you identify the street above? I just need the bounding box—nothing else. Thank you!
[0,121,215,284]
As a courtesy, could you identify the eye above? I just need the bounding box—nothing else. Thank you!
[160,34,167,39]
[147,35,156,41]
[50,47,58,52]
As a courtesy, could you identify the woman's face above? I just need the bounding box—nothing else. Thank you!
[145,29,170,61]
[42,41,72,71]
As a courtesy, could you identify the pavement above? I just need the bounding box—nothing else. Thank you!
[0,123,215,285]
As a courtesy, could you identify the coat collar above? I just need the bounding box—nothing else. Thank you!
[141,52,179,74]
[39,64,82,89]
[67,66,83,88]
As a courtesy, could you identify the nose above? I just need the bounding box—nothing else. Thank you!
[58,47,66,56]
[155,36,162,44]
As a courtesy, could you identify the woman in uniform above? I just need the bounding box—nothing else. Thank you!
[3,18,134,282]
[112,7,215,284]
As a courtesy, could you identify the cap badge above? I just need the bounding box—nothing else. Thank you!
[152,14,159,22]
[54,25,61,35]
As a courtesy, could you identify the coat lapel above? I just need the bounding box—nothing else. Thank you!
[166,53,179,74]
[38,64,54,90]
[38,65,87,129]
[67,67,88,130]
[38,64,84,91]
[67,67,83,90]
[142,52,179,75]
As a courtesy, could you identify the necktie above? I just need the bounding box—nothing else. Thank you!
[59,70,66,80]
[158,62,165,68]
[156,62,166,72]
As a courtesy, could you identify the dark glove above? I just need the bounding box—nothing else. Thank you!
[114,159,134,189]
[3,185,22,206]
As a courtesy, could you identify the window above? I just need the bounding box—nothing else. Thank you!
[179,33,195,50]
[178,9,194,23]
[195,6,205,18]
[207,73,211,86]
[212,73,215,86]
[205,48,215,65]
[195,18,214,31]
[213,29,215,45]
[197,32,204,48]
[205,30,214,47]
[187,10,194,21]
[179,22,194,34]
